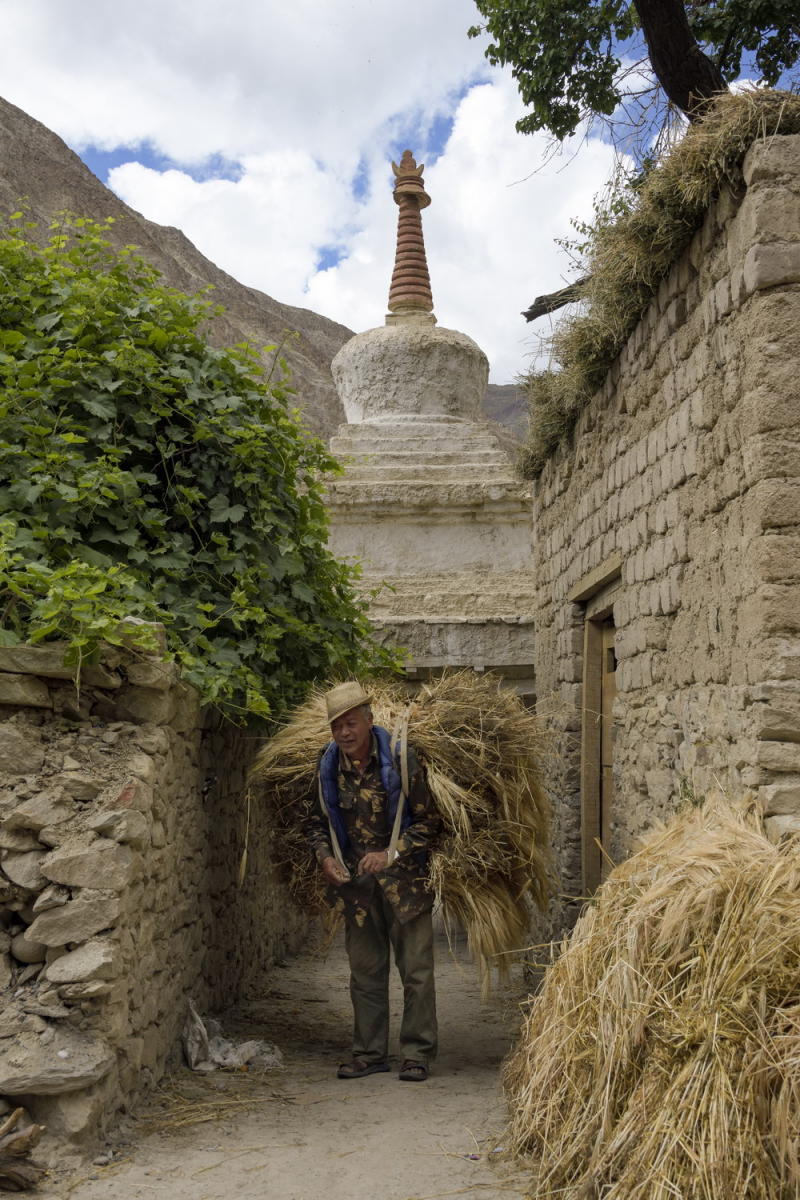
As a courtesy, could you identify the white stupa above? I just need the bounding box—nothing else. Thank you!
[326,150,536,693]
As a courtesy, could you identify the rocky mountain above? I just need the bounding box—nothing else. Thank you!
[483,382,528,438]
[0,96,525,440]
[0,96,354,437]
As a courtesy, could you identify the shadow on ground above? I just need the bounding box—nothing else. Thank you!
[45,931,531,1200]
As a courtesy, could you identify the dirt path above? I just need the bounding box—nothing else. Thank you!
[41,931,531,1200]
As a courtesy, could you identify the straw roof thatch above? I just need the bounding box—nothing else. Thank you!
[251,670,553,989]
[504,793,800,1198]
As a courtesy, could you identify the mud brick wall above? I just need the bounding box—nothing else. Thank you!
[0,644,306,1162]
[533,134,800,925]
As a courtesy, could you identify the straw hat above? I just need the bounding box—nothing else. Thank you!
[325,681,371,724]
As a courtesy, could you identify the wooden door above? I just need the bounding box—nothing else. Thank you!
[599,619,617,878]
[581,608,617,893]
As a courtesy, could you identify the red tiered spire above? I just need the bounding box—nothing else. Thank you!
[387,150,433,315]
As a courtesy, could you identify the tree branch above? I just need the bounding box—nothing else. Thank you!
[633,0,727,118]
[523,276,590,322]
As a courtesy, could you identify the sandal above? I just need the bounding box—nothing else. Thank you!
[398,1059,429,1082]
[337,1058,390,1079]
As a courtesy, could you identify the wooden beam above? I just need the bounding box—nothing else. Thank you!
[522,275,590,322]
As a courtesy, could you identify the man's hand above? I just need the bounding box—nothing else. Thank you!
[358,850,390,875]
[321,856,350,886]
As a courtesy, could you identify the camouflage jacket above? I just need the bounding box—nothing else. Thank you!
[304,735,440,925]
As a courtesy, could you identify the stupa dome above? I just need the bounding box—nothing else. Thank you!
[331,150,489,425]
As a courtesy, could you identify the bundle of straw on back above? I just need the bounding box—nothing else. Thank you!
[251,670,553,987]
[504,794,800,1199]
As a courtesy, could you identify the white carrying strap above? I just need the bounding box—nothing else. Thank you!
[386,707,411,865]
[317,772,351,879]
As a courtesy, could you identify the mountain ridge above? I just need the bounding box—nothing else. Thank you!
[0,95,524,440]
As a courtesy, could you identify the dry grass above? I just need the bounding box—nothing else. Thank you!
[503,793,800,1198]
[142,1086,287,1133]
[251,670,553,990]
[522,88,800,477]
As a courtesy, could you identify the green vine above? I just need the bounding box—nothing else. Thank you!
[0,214,396,720]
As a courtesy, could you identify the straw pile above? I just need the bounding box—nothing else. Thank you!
[504,793,800,1199]
[251,670,553,987]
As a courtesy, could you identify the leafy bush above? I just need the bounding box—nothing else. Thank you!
[0,214,393,719]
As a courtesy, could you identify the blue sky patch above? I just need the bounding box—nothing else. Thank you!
[388,106,452,167]
[315,244,345,272]
[76,141,243,185]
[352,156,371,202]
[424,110,456,161]
[384,76,482,167]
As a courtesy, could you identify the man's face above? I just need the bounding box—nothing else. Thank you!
[330,706,373,763]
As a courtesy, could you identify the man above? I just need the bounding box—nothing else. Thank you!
[304,681,440,1082]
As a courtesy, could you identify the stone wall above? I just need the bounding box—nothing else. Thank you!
[533,134,800,921]
[203,719,306,1006]
[0,643,306,1162]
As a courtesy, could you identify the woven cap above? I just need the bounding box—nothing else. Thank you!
[325,681,371,724]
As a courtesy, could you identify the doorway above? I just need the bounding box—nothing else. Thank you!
[580,603,618,894]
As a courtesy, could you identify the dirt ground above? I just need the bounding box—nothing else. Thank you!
[40,929,533,1200]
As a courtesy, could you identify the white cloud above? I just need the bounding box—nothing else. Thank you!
[110,151,356,299]
[0,1,619,382]
[409,80,619,378]
[111,73,617,381]
[0,0,489,163]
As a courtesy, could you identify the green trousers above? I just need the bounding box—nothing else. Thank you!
[343,880,438,1065]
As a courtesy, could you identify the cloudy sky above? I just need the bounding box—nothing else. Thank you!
[0,0,622,382]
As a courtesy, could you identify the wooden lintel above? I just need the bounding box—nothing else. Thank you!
[567,552,623,604]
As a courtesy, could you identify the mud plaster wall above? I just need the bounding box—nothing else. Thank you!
[533,134,800,928]
[0,646,306,1162]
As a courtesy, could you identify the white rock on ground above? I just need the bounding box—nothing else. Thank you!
[0,1026,114,1095]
